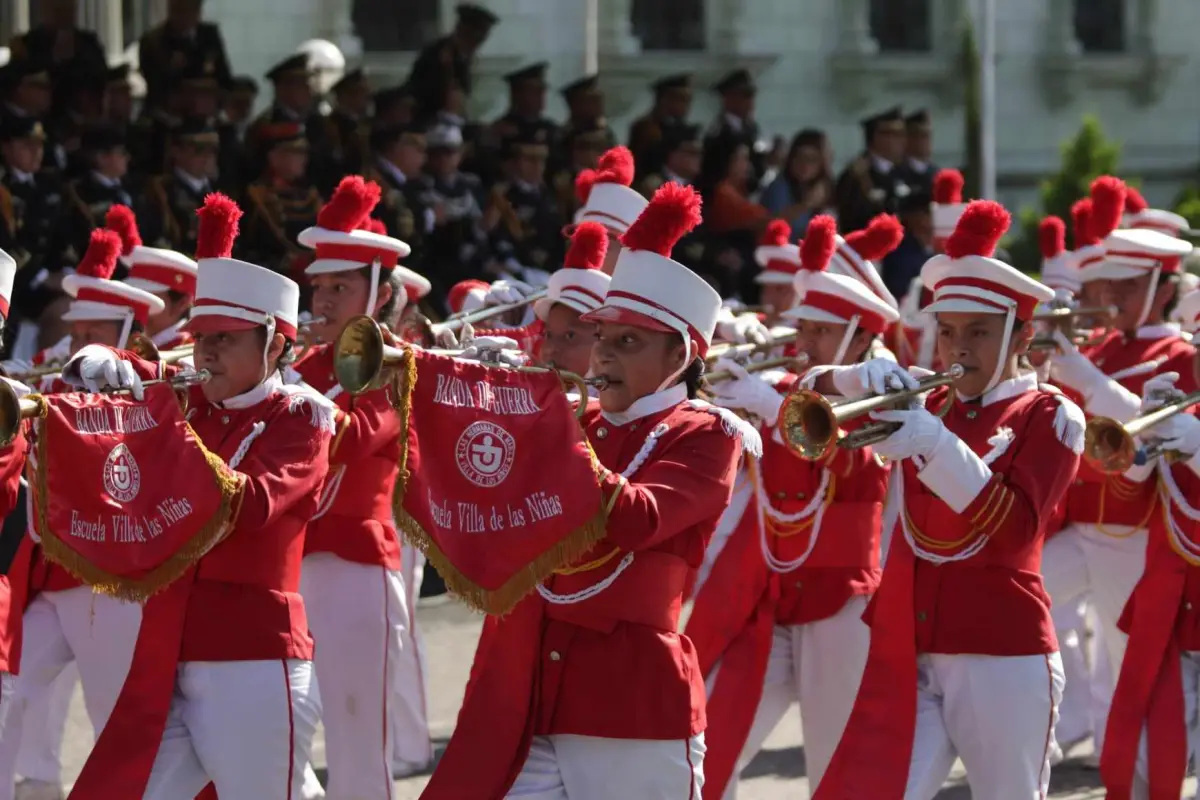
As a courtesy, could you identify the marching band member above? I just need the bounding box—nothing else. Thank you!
[1043,176,1194,755]
[292,175,435,792]
[813,200,1082,799]
[105,204,199,350]
[749,220,800,328]
[424,182,760,799]
[0,230,164,800]
[689,214,897,799]
[1124,185,1196,239]
[60,193,331,798]
[0,249,27,738]
[828,212,904,363]
[532,221,612,378]
[1171,272,1200,336]
[1102,369,1200,798]
[1039,214,1080,304]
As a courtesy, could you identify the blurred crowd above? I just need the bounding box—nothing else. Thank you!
[0,0,943,361]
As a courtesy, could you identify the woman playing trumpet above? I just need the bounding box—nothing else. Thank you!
[687,214,899,798]
[809,201,1084,799]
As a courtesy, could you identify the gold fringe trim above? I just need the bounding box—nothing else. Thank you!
[389,349,610,615]
[31,405,243,604]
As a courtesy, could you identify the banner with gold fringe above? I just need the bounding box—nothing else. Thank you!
[391,347,605,614]
[28,383,241,602]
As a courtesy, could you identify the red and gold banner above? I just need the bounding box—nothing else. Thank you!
[393,348,605,613]
[28,384,240,602]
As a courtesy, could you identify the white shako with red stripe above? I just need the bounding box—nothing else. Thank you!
[0,249,15,322]
[922,200,1054,393]
[572,145,647,235]
[1124,185,1194,237]
[1038,214,1079,298]
[449,279,490,316]
[580,182,719,385]
[183,193,299,341]
[1172,274,1200,334]
[534,221,612,319]
[105,204,199,296]
[299,176,429,315]
[62,229,166,349]
[1075,176,1132,280]
[782,214,899,365]
[827,213,903,309]
[931,168,968,253]
[1079,176,1192,327]
[754,219,802,285]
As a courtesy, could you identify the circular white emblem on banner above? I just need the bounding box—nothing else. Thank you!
[102,443,141,503]
[455,421,516,488]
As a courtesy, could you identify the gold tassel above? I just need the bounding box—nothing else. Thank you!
[31,415,243,604]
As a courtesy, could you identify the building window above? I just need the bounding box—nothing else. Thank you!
[869,0,932,53]
[1075,0,1125,53]
[354,0,440,52]
[631,0,705,51]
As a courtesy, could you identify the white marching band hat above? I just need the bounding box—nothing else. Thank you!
[827,214,902,309]
[534,222,612,319]
[581,182,720,358]
[1038,215,1080,296]
[62,230,166,348]
[931,168,968,250]
[184,194,300,340]
[1124,185,1194,237]
[105,205,199,296]
[572,146,647,236]
[754,219,802,285]
[1076,177,1192,283]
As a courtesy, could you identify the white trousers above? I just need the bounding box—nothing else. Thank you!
[0,673,14,741]
[1042,523,1146,752]
[716,596,870,799]
[144,659,322,800]
[905,652,1065,800]
[507,733,705,800]
[1129,651,1200,800]
[300,554,404,799]
[13,663,74,784]
[392,542,432,769]
[0,587,141,800]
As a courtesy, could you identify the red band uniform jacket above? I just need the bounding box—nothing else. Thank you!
[0,377,31,675]
[422,383,759,800]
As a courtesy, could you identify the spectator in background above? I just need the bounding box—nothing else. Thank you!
[627,73,693,180]
[407,3,498,122]
[881,189,935,304]
[899,109,937,196]
[372,84,416,130]
[834,106,910,233]
[221,76,259,139]
[138,0,233,115]
[705,69,767,191]
[697,132,770,299]
[7,0,107,116]
[104,66,136,131]
[760,128,834,233]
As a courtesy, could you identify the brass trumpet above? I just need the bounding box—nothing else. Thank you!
[705,353,809,384]
[706,331,799,364]
[438,290,548,333]
[6,362,65,382]
[779,363,966,460]
[333,315,600,414]
[1083,389,1200,473]
[1029,305,1117,352]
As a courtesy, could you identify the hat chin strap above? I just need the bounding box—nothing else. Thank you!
[832,315,861,366]
[117,311,134,351]
[656,335,693,394]
[365,259,381,318]
[1135,265,1162,330]
[261,316,276,380]
[982,303,1016,396]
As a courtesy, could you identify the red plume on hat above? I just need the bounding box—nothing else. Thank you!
[358,218,388,236]
[77,229,123,279]
[575,145,635,202]
[620,182,702,257]
[1089,176,1126,239]
[932,169,965,205]
[1039,216,1066,259]
[760,218,791,247]
[318,176,382,232]
[1124,185,1149,214]
[104,205,142,256]
[944,200,1010,259]
[799,215,837,272]
[195,193,243,260]
[563,221,608,271]
[845,214,903,261]
[1071,198,1097,248]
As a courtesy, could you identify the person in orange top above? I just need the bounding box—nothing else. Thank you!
[813,201,1082,799]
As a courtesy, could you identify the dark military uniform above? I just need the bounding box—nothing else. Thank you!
[0,118,68,272]
[549,121,612,223]
[364,130,434,273]
[553,75,616,171]
[61,126,133,266]
[896,109,937,199]
[7,24,107,113]
[136,120,219,253]
[704,69,768,190]
[488,64,558,157]
[406,4,498,120]
[137,20,233,113]
[485,135,563,275]
[628,74,694,180]
[420,125,488,293]
[833,106,913,234]
[636,126,705,272]
[243,55,333,190]
[128,107,181,177]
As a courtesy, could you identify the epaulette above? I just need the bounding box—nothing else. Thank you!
[278,382,337,433]
[684,399,763,458]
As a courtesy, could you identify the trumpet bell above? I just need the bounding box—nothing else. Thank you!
[779,389,838,459]
[1083,416,1137,474]
[0,381,43,447]
[334,315,407,395]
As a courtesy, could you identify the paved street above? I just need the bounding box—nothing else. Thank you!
[50,597,1193,798]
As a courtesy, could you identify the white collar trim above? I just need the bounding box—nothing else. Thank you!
[216,373,282,410]
[1136,322,1180,340]
[958,371,1038,408]
[600,383,687,426]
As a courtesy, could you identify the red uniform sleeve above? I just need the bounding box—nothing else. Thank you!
[599,420,741,552]
[329,387,401,463]
[0,433,28,519]
[232,404,332,531]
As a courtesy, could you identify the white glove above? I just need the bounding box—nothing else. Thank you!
[870,407,947,462]
[484,279,536,307]
[459,335,526,367]
[430,321,472,349]
[1049,330,1140,422]
[1158,413,1200,459]
[71,346,144,400]
[715,313,772,346]
[720,298,747,314]
[42,335,71,363]
[709,359,785,425]
[0,358,33,376]
[828,358,920,397]
[1140,371,1182,414]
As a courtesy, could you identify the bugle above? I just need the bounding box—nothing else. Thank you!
[334,316,602,412]
[0,383,45,447]
[1083,388,1200,473]
[706,331,799,364]
[6,362,64,382]
[1029,305,1117,352]
[438,289,548,334]
[705,353,809,384]
[128,333,194,365]
[779,363,966,460]
[299,315,327,333]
